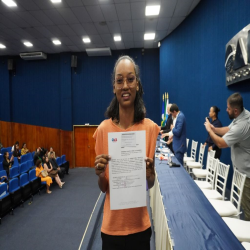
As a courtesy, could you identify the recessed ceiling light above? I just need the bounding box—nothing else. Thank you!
[23,42,33,47]
[145,5,160,16]
[114,36,121,42]
[1,0,17,7]
[83,38,91,43]
[0,43,6,49]
[53,40,61,45]
[144,33,155,40]
[51,0,61,3]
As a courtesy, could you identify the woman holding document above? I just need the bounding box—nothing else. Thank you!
[93,55,160,250]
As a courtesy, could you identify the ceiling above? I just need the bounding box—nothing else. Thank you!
[0,0,200,56]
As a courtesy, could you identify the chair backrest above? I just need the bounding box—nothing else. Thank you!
[191,140,198,160]
[1,148,8,154]
[27,153,32,161]
[0,162,3,171]
[29,169,37,182]
[32,151,35,158]
[9,152,13,158]
[198,143,206,165]
[0,170,8,179]
[13,157,19,167]
[20,173,29,187]
[230,169,247,213]
[205,150,215,169]
[206,157,219,187]
[9,166,19,179]
[27,160,33,169]
[6,147,12,152]
[61,155,66,163]
[56,157,61,166]
[21,154,28,163]
[9,178,20,192]
[0,154,3,162]
[214,162,230,199]
[0,183,8,198]
[19,162,28,174]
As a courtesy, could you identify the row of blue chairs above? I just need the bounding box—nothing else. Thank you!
[0,147,12,154]
[0,169,42,224]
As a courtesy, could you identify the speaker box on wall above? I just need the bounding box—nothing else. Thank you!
[71,55,77,68]
[8,59,14,71]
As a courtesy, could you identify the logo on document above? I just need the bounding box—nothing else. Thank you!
[112,138,117,142]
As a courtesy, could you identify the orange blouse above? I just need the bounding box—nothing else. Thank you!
[93,118,160,235]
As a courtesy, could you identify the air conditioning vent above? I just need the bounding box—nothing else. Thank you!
[20,52,47,60]
[86,48,111,56]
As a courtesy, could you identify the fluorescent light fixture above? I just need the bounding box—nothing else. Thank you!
[23,42,33,47]
[144,33,155,40]
[1,0,17,7]
[145,5,160,16]
[52,39,61,45]
[83,37,91,43]
[51,0,61,3]
[114,36,121,42]
[0,43,6,49]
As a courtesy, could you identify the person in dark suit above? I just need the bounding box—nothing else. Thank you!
[166,104,187,165]
[204,106,222,159]
[160,104,173,151]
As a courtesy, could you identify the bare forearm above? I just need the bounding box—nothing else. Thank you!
[98,175,108,193]
[209,130,228,148]
[213,126,229,136]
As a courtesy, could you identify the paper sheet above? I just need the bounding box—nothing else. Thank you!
[108,131,146,210]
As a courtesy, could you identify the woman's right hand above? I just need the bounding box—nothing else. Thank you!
[94,154,111,177]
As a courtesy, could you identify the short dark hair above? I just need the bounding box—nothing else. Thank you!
[227,93,243,112]
[105,55,146,123]
[170,104,179,112]
[36,159,42,167]
[212,106,220,118]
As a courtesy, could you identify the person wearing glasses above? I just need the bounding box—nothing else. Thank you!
[93,56,160,250]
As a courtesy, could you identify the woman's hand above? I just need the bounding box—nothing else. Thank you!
[161,133,168,139]
[94,154,110,177]
[145,157,154,179]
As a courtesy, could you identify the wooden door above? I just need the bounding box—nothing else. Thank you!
[74,126,97,167]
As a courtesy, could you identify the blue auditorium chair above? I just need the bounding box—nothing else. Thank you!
[0,162,3,171]
[26,153,32,161]
[0,154,3,162]
[19,162,29,174]
[56,157,62,167]
[6,147,12,152]
[21,154,28,164]
[0,148,7,154]
[9,178,23,209]
[9,166,19,179]
[0,170,8,180]
[9,152,13,158]
[13,157,19,167]
[31,151,35,158]
[28,169,41,195]
[27,160,34,170]
[19,173,32,202]
[0,183,12,224]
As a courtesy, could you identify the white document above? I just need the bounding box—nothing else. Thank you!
[108,131,146,210]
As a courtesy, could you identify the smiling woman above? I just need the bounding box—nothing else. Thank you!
[93,55,160,250]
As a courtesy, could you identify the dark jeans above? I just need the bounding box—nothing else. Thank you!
[101,227,152,250]
[175,151,184,166]
[214,148,222,159]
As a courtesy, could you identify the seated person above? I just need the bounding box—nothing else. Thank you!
[11,141,19,152]
[48,147,56,158]
[49,152,65,179]
[0,175,8,184]
[43,156,65,188]
[3,152,14,176]
[13,144,21,163]
[35,159,52,194]
[21,143,29,155]
[33,147,42,165]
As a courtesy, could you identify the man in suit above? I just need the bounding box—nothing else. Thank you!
[161,104,173,151]
[168,104,187,165]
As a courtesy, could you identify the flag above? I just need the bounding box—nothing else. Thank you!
[161,94,165,126]
[165,92,169,123]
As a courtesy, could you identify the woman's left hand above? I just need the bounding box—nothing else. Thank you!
[145,157,154,179]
